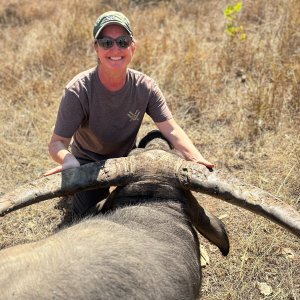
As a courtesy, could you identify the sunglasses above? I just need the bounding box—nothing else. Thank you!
[96,36,133,49]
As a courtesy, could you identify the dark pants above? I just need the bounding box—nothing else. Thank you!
[72,157,110,217]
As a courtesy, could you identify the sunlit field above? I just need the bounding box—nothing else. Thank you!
[0,0,299,299]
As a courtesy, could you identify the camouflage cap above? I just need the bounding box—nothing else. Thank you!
[93,11,133,39]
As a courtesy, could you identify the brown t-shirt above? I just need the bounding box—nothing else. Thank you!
[54,67,172,161]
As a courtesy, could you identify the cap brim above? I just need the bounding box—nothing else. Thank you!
[94,21,132,39]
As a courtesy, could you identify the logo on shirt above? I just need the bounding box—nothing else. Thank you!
[127,110,141,121]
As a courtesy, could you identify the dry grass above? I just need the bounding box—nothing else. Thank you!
[0,0,299,299]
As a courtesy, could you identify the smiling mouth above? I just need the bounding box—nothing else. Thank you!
[109,57,123,61]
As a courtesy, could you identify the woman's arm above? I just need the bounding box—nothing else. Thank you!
[43,133,80,176]
[155,118,215,168]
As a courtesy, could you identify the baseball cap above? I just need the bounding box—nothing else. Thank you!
[93,11,133,39]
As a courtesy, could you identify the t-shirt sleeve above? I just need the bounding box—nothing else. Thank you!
[146,82,173,123]
[54,88,87,138]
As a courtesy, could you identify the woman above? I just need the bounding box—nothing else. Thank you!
[45,11,214,217]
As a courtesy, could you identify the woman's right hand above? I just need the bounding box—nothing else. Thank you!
[43,154,80,176]
[44,134,80,176]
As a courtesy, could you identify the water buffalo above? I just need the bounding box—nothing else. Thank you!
[0,131,299,299]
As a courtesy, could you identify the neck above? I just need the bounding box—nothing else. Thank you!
[98,67,127,92]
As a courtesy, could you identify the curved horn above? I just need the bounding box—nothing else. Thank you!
[2,146,300,240]
[177,160,300,238]
[0,157,133,215]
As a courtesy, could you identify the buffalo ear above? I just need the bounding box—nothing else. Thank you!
[184,191,230,256]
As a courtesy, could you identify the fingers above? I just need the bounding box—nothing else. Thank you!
[43,157,80,177]
[204,162,215,169]
[43,166,63,177]
[198,160,215,169]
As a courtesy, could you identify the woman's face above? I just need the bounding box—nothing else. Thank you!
[94,24,135,74]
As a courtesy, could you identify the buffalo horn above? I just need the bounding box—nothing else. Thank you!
[177,160,300,238]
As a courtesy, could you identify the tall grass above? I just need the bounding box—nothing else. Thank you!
[0,0,299,299]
